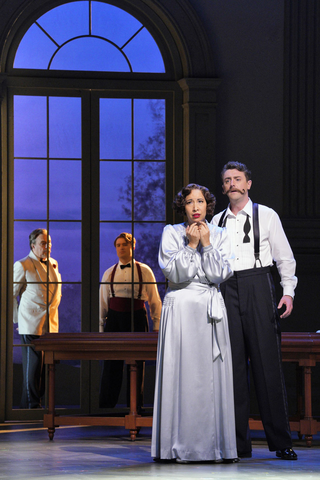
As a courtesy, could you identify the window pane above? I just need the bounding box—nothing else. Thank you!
[92,2,142,47]
[100,223,132,280]
[50,38,131,72]
[14,96,47,158]
[134,162,165,221]
[134,99,165,160]
[13,24,56,69]
[49,222,81,282]
[50,160,81,220]
[100,161,132,221]
[12,345,23,409]
[49,97,81,159]
[134,222,165,282]
[100,99,131,160]
[14,221,47,262]
[14,160,47,220]
[55,361,81,408]
[37,1,89,45]
[100,223,165,285]
[124,28,165,73]
[59,284,81,333]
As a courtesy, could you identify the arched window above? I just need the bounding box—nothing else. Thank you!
[6,0,179,418]
[1,0,218,423]
[13,1,165,72]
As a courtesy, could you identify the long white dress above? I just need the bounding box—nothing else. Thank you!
[151,222,237,462]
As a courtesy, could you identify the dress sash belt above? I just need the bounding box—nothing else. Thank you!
[168,281,227,361]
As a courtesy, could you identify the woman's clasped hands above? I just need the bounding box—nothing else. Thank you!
[186,221,210,249]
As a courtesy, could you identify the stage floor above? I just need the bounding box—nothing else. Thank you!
[0,423,319,479]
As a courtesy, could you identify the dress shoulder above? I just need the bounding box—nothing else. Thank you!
[163,223,185,233]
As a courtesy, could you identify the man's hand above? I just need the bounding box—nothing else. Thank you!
[278,295,293,319]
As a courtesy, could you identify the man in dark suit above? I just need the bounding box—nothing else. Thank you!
[212,162,298,460]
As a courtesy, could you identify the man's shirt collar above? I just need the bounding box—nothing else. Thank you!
[226,198,252,218]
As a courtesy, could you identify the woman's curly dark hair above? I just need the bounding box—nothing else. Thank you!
[172,183,216,217]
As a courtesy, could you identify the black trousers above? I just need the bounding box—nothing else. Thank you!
[20,334,45,409]
[220,267,292,454]
[99,308,148,408]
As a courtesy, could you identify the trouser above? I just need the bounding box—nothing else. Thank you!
[220,267,292,453]
[20,334,45,409]
[99,308,148,408]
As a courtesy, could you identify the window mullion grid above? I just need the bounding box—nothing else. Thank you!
[130,98,135,332]
[45,96,50,330]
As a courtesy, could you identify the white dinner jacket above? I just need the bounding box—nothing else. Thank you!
[13,250,62,335]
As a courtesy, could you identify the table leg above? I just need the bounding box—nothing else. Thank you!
[125,361,140,441]
[47,363,56,440]
[299,365,318,447]
[296,364,303,439]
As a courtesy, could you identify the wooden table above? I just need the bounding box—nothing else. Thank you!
[249,332,320,446]
[33,332,320,445]
[33,332,158,441]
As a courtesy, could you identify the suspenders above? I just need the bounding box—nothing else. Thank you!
[252,203,261,267]
[218,203,262,268]
[110,261,143,299]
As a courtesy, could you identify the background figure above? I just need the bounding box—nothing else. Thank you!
[13,228,62,409]
[152,184,237,463]
[212,162,298,460]
[99,232,162,408]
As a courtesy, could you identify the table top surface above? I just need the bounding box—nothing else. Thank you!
[32,331,320,349]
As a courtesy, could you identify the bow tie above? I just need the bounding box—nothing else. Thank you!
[40,259,47,264]
[120,263,131,269]
[243,214,251,243]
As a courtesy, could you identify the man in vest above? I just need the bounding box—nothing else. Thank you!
[211,162,298,460]
[99,232,162,408]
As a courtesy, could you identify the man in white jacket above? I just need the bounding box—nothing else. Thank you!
[13,228,62,408]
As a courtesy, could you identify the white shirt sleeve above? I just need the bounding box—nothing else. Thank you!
[141,264,162,331]
[213,202,297,298]
[13,261,26,324]
[267,209,297,298]
[99,268,112,332]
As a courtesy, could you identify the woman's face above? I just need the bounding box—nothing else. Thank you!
[184,189,207,224]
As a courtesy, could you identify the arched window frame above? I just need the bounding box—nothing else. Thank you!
[0,0,220,422]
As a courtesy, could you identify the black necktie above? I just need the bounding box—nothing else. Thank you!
[243,215,251,243]
[120,263,131,269]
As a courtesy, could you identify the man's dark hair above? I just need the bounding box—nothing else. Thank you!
[172,183,216,217]
[221,162,251,182]
[114,232,136,247]
[29,229,47,249]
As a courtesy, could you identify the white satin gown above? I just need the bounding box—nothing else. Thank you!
[151,222,237,462]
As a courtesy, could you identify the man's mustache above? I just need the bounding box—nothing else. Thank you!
[223,188,246,195]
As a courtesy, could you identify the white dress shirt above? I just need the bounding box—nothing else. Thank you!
[211,199,297,298]
[99,259,162,331]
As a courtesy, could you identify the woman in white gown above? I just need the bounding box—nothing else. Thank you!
[151,183,237,463]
